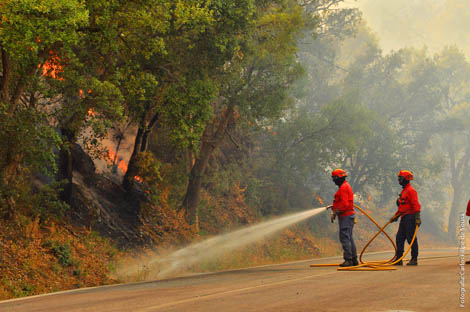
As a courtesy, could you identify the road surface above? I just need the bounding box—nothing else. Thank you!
[0,249,467,312]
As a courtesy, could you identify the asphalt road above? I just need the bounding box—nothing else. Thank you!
[0,249,467,312]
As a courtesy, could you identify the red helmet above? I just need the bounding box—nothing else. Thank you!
[398,170,413,180]
[332,169,347,178]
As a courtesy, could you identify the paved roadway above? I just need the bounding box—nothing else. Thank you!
[0,249,467,312]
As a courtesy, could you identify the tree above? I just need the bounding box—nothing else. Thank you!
[0,0,88,217]
[335,29,442,205]
[432,46,470,240]
[257,96,374,215]
[121,0,249,192]
[182,0,307,224]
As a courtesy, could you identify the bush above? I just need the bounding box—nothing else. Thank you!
[44,241,79,267]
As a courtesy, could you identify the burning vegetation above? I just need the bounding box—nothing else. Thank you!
[40,50,64,80]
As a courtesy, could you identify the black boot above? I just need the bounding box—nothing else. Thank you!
[352,257,358,266]
[407,257,418,266]
[393,260,403,266]
[339,260,353,267]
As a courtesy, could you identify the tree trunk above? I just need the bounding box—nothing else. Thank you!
[58,145,74,203]
[140,112,159,153]
[111,136,123,173]
[57,127,77,204]
[447,184,462,241]
[123,126,143,191]
[183,106,234,224]
[140,129,150,152]
[124,113,160,190]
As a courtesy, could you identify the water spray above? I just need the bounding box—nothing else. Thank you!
[122,206,327,279]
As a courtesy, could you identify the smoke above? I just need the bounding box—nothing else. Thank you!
[343,0,470,56]
[117,207,327,281]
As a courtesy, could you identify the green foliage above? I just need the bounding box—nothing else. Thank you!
[0,0,88,60]
[0,102,61,176]
[222,0,306,122]
[0,102,61,217]
[43,240,79,267]
[57,74,124,157]
[134,152,162,191]
[245,94,377,216]
[31,182,70,221]
[162,78,216,149]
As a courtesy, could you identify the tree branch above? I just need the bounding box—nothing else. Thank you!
[225,128,241,150]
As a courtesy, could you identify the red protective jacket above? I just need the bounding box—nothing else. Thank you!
[397,183,421,216]
[466,200,470,217]
[332,181,354,217]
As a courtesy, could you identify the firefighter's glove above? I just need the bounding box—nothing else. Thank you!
[415,212,421,227]
[326,205,333,210]
[330,213,336,223]
[390,215,399,223]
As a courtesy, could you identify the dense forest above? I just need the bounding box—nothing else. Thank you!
[1,0,469,299]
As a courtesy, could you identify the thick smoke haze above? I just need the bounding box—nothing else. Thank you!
[343,0,470,56]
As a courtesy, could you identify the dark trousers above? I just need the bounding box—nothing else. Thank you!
[338,214,357,260]
[395,213,419,259]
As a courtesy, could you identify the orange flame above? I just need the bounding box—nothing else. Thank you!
[104,146,143,184]
[313,193,324,205]
[105,146,128,174]
[118,159,127,173]
[41,50,64,80]
[106,146,116,163]
[80,89,93,99]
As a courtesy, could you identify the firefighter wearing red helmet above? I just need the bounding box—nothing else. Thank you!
[328,169,357,267]
[390,170,421,266]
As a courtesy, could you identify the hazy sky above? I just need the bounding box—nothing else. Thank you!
[342,0,470,57]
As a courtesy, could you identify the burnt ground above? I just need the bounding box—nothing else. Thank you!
[67,144,153,249]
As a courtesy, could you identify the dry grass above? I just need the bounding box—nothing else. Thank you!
[0,218,120,300]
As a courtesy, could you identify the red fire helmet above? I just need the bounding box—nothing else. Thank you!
[331,169,347,178]
[398,170,413,180]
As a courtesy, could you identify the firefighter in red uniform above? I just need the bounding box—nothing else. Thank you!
[467,199,470,222]
[327,169,358,267]
[390,170,421,266]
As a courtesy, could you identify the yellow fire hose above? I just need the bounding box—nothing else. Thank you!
[310,204,419,271]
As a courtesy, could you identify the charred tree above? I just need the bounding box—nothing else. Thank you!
[123,127,143,191]
[57,126,78,204]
